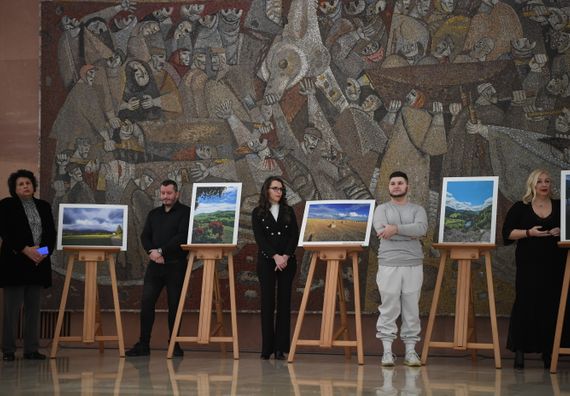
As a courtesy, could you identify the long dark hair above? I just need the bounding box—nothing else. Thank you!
[257,176,290,220]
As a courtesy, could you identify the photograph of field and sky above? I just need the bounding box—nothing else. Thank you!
[300,200,375,246]
[440,178,497,244]
[58,204,128,250]
[562,172,570,241]
[189,183,242,244]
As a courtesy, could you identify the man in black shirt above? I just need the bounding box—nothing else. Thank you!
[126,179,190,357]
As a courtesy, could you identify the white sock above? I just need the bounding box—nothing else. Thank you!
[405,343,416,354]
[382,341,392,354]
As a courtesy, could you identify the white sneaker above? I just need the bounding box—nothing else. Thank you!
[381,352,396,367]
[403,351,421,367]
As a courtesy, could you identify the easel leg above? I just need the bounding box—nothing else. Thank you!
[454,260,471,349]
[95,288,104,353]
[51,254,75,358]
[336,270,350,360]
[213,269,226,354]
[483,252,501,369]
[227,255,239,359]
[83,261,98,343]
[421,251,447,365]
[168,252,195,359]
[468,278,477,363]
[321,260,339,347]
[108,254,125,357]
[197,259,216,344]
[288,252,318,363]
[352,253,364,365]
[551,253,570,373]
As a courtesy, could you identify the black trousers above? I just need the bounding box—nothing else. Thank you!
[139,261,186,345]
[257,257,296,355]
[2,285,41,354]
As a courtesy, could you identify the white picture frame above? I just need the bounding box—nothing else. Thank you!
[561,171,570,241]
[438,177,499,244]
[298,200,376,247]
[57,204,128,250]
[187,183,242,245]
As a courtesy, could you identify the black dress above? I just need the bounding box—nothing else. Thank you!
[251,205,299,356]
[503,200,566,353]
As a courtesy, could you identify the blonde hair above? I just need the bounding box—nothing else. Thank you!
[522,169,551,204]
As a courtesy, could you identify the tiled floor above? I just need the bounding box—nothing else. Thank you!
[1,348,569,395]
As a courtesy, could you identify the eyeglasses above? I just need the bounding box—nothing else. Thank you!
[269,187,285,192]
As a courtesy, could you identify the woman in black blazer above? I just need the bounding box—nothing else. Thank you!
[252,176,299,360]
[0,170,56,361]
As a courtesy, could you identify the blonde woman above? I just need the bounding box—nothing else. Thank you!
[502,169,565,369]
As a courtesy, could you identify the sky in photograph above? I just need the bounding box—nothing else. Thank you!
[63,207,124,232]
[194,186,239,214]
[446,180,494,211]
[307,203,371,221]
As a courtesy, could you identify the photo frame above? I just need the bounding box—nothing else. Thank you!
[187,183,242,245]
[298,200,376,246]
[438,177,499,244]
[561,171,570,241]
[57,204,128,250]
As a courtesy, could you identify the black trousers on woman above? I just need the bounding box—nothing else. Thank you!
[257,257,297,356]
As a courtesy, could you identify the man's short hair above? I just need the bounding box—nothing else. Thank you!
[389,171,408,182]
[161,179,178,192]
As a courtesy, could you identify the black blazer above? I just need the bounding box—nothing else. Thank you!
[252,205,299,262]
[0,197,56,288]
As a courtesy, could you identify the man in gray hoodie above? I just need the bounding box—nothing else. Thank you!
[373,171,428,367]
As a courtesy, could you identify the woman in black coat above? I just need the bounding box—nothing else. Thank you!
[0,170,56,361]
[252,176,299,360]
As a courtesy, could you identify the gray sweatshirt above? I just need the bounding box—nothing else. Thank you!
[372,201,428,267]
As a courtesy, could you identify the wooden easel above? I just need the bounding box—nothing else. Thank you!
[421,243,501,368]
[50,248,125,358]
[550,242,570,373]
[167,244,239,359]
[288,245,364,364]
[50,357,125,396]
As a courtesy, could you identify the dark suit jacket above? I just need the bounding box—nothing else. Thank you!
[0,197,56,288]
[251,205,299,262]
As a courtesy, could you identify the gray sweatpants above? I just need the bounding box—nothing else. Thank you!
[376,265,423,343]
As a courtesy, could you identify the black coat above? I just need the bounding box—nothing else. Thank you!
[251,205,299,262]
[0,197,56,288]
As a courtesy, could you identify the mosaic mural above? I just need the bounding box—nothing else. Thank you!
[39,0,570,315]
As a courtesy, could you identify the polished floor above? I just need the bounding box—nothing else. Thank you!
[1,348,570,395]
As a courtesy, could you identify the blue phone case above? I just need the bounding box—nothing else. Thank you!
[37,246,49,255]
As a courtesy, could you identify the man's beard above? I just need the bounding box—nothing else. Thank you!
[389,190,407,198]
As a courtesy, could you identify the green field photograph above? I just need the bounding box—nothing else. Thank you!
[57,204,128,250]
[439,177,498,244]
[188,183,242,244]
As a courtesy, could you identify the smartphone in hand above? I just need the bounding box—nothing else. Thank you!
[37,246,49,255]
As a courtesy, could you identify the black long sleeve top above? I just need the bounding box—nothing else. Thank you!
[140,200,190,263]
[252,205,299,261]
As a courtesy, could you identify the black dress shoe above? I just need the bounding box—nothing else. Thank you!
[126,342,150,357]
[172,343,184,357]
[514,350,524,370]
[3,352,15,361]
[260,354,270,360]
[542,352,552,369]
[274,351,286,360]
[23,351,46,360]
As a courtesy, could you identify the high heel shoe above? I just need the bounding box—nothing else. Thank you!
[260,353,270,360]
[542,351,552,369]
[514,350,524,370]
[274,351,286,360]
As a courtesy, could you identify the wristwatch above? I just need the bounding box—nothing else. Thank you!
[157,248,163,256]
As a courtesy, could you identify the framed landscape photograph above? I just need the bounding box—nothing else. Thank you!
[298,200,376,246]
[57,204,128,250]
[561,171,570,241]
[187,183,242,244]
[438,177,499,244]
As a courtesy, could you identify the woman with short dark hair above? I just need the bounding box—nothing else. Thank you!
[0,169,56,361]
[252,176,299,360]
